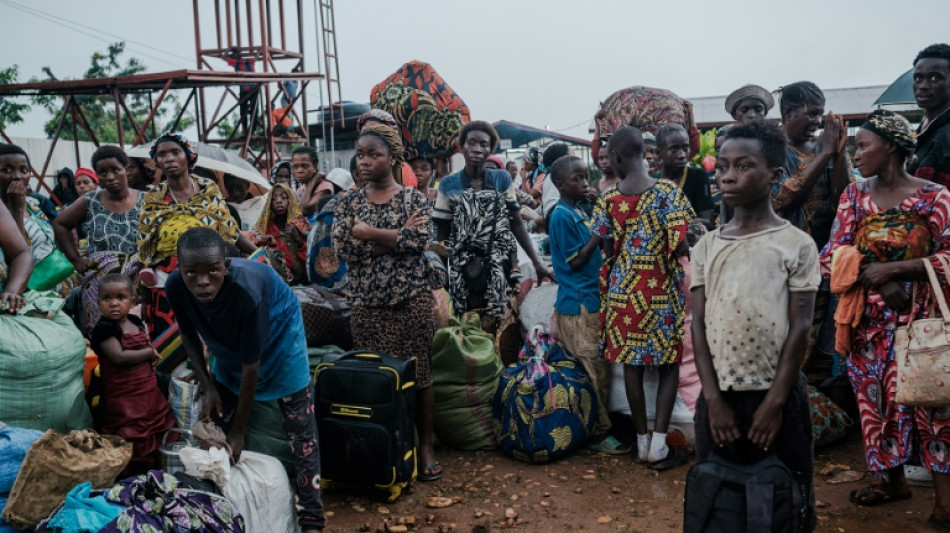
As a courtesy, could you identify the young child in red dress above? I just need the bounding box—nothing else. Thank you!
[90,273,176,477]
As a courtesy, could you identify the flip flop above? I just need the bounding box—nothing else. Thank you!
[930,514,950,530]
[419,461,443,482]
[647,447,689,471]
[849,486,912,507]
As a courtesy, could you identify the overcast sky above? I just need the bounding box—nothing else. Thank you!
[1,0,946,141]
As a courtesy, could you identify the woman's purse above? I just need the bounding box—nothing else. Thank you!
[895,256,950,407]
[27,249,75,291]
[24,208,75,291]
[462,191,501,294]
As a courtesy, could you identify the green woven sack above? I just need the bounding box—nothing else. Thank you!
[0,292,92,432]
[431,314,502,450]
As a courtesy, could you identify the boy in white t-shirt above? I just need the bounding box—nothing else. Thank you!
[690,120,819,532]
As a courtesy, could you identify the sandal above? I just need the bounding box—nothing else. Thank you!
[587,435,633,455]
[647,446,689,471]
[848,485,912,507]
[419,461,443,482]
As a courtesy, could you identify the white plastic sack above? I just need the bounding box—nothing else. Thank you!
[607,364,696,445]
[222,451,298,533]
[179,446,231,487]
[519,282,558,332]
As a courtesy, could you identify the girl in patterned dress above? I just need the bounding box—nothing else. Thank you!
[822,110,950,524]
[592,126,692,470]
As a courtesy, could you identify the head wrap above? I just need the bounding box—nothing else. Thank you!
[150,131,198,169]
[358,109,399,131]
[254,182,302,235]
[725,84,775,117]
[269,161,292,183]
[861,109,917,155]
[325,168,355,190]
[359,122,406,184]
[486,155,505,169]
[524,147,541,166]
[641,131,657,145]
[75,167,99,185]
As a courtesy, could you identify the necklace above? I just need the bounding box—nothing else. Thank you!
[168,178,195,205]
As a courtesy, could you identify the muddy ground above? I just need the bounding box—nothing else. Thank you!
[319,431,942,533]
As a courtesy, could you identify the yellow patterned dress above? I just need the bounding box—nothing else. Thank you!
[592,180,692,365]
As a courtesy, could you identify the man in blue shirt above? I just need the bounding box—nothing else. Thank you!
[166,227,324,532]
[547,155,628,455]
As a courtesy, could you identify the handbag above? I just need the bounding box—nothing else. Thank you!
[895,256,950,407]
[27,249,75,291]
[462,191,501,294]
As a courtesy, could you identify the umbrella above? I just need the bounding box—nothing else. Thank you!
[874,69,915,106]
[125,142,271,190]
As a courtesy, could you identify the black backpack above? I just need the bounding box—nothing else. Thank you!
[684,451,803,533]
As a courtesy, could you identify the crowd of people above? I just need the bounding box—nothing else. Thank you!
[0,42,949,532]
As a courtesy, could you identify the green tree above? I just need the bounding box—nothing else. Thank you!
[0,65,30,130]
[32,42,193,143]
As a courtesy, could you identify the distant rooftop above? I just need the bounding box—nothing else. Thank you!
[690,85,920,128]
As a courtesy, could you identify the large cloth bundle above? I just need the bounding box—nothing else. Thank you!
[294,285,353,350]
[370,60,471,160]
[2,429,132,530]
[493,326,597,463]
[431,315,502,450]
[99,471,245,533]
[595,86,687,136]
[0,292,92,433]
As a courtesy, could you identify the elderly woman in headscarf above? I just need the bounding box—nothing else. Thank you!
[331,121,442,481]
[136,132,255,369]
[252,182,311,285]
[821,110,950,522]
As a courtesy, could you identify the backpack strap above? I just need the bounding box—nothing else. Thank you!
[746,482,774,532]
[684,472,722,530]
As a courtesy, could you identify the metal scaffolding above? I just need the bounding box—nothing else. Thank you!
[0,0,326,201]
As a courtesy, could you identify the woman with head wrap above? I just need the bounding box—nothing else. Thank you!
[725,84,775,124]
[821,110,950,523]
[357,109,419,188]
[331,122,441,481]
[136,132,256,370]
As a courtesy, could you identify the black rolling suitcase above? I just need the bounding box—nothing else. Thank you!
[313,350,417,501]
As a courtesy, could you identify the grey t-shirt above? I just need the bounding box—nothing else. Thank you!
[690,221,820,391]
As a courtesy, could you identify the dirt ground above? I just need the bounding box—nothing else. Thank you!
[319,431,942,533]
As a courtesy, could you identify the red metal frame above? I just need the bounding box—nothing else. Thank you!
[0,0,324,201]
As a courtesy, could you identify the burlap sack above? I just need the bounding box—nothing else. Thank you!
[2,429,132,529]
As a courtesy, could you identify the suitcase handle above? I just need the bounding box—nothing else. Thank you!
[353,352,382,361]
